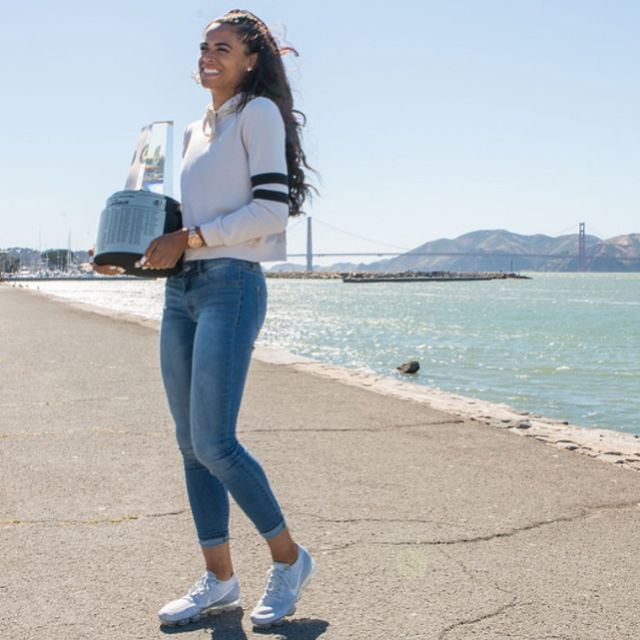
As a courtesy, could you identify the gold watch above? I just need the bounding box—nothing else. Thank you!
[187,226,204,249]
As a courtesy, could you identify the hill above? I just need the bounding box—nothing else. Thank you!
[325,230,640,273]
[585,234,640,272]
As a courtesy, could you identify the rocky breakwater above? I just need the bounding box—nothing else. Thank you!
[341,271,531,283]
[265,271,342,279]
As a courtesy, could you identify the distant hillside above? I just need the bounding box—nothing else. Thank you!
[269,262,307,273]
[585,234,640,272]
[329,230,640,273]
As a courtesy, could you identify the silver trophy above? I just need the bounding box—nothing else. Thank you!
[94,121,183,277]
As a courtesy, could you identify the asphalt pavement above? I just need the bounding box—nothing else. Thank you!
[2,284,640,639]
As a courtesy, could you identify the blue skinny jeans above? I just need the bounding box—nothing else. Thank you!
[160,258,286,547]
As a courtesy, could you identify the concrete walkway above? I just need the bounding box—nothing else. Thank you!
[2,284,640,640]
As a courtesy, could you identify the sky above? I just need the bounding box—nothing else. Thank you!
[1,0,638,261]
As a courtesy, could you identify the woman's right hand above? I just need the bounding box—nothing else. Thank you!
[88,247,125,276]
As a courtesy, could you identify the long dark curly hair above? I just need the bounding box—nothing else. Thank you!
[205,9,314,217]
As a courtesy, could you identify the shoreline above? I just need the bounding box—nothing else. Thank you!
[8,280,640,472]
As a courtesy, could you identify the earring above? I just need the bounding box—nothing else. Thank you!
[247,67,253,71]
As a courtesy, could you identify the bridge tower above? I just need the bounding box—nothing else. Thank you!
[306,217,313,273]
[578,222,586,271]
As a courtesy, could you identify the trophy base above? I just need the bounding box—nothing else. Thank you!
[94,251,182,278]
[94,191,183,278]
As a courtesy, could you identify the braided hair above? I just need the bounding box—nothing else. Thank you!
[205,9,314,217]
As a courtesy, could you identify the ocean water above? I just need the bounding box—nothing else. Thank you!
[19,272,640,435]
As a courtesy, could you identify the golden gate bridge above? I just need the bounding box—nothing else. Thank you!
[287,221,602,272]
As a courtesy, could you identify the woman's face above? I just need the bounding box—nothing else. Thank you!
[199,23,256,98]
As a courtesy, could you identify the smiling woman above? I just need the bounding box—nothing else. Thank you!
[134,8,318,631]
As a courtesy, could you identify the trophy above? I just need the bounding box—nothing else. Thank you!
[94,121,183,278]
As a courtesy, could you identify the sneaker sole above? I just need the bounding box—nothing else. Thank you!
[252,557,317,629]
[159,599,241,627]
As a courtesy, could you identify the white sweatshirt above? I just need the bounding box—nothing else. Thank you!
[180,94,289,263]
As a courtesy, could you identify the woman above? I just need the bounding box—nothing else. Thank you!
[97,9,315,629]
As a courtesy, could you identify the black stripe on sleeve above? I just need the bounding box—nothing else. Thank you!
[253,189,290,204]
[251,173,289,187]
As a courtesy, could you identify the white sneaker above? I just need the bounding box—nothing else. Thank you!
[250,545,316,628]
[158,571,240,626]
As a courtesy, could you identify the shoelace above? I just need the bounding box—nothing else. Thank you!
[261,566,291,604]
[187,573,212,599]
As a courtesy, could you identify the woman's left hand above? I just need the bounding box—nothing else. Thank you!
[136,229,188,270]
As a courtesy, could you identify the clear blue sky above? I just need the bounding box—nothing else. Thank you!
[2,1,638,258]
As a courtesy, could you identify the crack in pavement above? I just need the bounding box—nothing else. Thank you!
[0,420,462,439]
[291,511,445,525]
[437,597,519,639]
[510,636,574,640]
[0,428,167,439]
[0,509,187,527]
[241,419,464,434]
[436,547,514,598]
[1,396,134,407]
[315,498,640,553]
